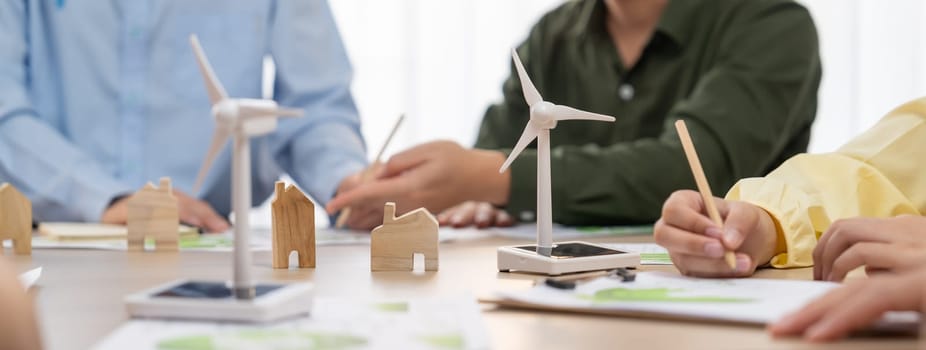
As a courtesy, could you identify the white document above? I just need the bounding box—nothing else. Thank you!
[495,271,919,329]
[16,226,466,252]
[18,267,42,290]
[604,243,672,265]
[95,296,489,350]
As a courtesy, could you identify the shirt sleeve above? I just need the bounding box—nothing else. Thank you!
[727,98,926,268]
[267,0,367,204]
[478,3,821,225]
[0,1,134,222]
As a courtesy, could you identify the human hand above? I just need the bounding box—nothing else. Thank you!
[332,164,387,230]
[437,201,516,228]
[326,141,510,229]
[768,267,926,342]
[813,215,926,282]
[654,190,779,277]
[101,190,230,233]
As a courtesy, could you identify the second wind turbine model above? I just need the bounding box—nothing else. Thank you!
[496,49,640,275]
[124,35,313,322]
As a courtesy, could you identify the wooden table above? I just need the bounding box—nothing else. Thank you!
[7,233,919,350]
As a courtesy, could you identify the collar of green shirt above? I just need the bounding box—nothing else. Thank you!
[568,0,699,49]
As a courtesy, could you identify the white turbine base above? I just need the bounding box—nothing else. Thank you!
[497,241,640,275]
[125,279,313,323]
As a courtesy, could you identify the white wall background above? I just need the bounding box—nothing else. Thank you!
[321,0,926,158]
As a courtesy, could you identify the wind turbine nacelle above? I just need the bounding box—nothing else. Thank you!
[238,99,283,136]
[530,102,558,129]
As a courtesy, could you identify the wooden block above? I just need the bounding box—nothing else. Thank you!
[371,202,439,271]
[126,178,180,252]
[0,183,32,255]
[271,181,316,269]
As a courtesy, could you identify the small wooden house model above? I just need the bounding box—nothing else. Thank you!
[127,178,179,252]
[371,202,438,271]
[271,181,316,268]
[0,183,32,255]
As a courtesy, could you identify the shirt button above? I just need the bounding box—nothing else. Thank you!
[520,211,535,222]
[619,84,635,101]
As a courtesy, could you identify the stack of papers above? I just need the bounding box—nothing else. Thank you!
[96,296,489,350]
[493,272,919,330]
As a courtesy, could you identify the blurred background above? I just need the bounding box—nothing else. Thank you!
[258,0,926,225]
[295,0,926,157]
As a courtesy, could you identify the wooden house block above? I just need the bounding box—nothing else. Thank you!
[371,202,438,271]
[0,183,32,255]
[127,178,179,252]
[271,181,316,269]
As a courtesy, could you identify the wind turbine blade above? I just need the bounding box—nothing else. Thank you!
[511,49,542,107]
[189,34,229,104]
[193,128,231,194]
[499,121,540,173]
[239,105,303,119]
[550,105,615,122]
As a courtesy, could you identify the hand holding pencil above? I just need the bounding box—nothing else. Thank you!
[334,114,405,229]
[652,120,781,278]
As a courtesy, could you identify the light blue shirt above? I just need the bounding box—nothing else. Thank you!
[0,0,367,222]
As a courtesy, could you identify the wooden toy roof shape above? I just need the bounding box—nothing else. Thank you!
[371,202,438,271]
[0,183,31,255]
[271,182,315,268]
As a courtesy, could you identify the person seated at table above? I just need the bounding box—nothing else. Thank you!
[0,259,42,350]
[0,1,368,232]
[327,0,822,230]
[768,264,926,342]
[653,96,926,278]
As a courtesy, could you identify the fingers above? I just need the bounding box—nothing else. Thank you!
[473,202,498,228]
[326,176,413,214]
[380,143,435,178]
[437,202,514,229]
[445,202,478,228]
[494,208,515,227]
[656,190,761,278]
[346,206,383,230]
[771,269,926,342]
[800,288,894,342]
[100,198,129,225]
[180,198,229,233]
[670,252,753,278]
[826,242,893,281]
[660,191,723,237]
[172,191,229,233]
[815,219,889,281]
[768,281,862,337]
[717,202,758,250]
[655,219,727,258]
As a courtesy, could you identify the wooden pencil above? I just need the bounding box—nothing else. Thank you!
[674,120,737,270]
[335,114,406,229]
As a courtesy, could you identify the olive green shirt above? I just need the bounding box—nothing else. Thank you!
[476,0,821,225]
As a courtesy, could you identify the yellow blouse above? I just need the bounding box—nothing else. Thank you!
[726,97,926,268]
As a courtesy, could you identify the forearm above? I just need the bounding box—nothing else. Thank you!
[0,115,134,221]
[284,120,366,204]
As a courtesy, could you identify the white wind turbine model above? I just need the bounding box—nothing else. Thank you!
[496,49,640,275]
[124,35,313,322]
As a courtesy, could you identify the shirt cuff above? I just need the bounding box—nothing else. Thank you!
[317,157,366,205]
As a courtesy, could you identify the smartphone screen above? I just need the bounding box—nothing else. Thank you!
[513,243,627,259]
[154,282,282,299]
